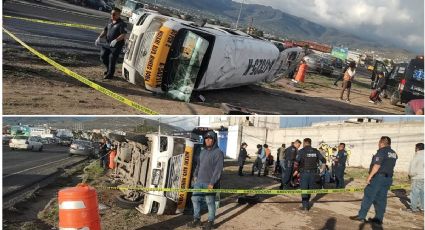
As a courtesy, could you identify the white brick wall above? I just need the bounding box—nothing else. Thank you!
[239,121,424,172]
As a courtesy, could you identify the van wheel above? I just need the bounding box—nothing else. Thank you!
[390,92,400,105]
[115,194,143,209]
[39,146,43,152]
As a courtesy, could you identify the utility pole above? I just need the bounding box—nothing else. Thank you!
[235,0,245,30]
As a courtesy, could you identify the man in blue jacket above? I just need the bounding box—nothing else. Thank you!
[188,131,224,230]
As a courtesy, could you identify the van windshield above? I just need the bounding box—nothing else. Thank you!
[164,30,210,102]
[125,1,142,10]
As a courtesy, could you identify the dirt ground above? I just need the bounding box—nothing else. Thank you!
[3,41,405,115]
[4,160,422,230]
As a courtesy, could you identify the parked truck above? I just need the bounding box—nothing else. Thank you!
[122,12,304,102]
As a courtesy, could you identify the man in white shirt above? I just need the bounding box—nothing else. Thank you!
[408,143,424,212]
[339,61,356,103]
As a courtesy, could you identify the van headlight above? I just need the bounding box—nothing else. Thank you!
[151,169,162,186]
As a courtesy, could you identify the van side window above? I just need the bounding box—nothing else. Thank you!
[172,138,186,156]
[137,13,149,26]
[160,136,168,152]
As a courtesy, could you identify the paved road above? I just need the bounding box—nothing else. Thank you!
[3,144,86,196]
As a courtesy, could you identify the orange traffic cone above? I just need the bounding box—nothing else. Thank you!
[58,183,100,230]
[294,63,308,83]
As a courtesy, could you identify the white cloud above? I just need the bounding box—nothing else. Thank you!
[245,0,424,52]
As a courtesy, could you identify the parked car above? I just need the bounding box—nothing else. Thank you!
[316,57,334,75]
[303,53,321,72]
[69,140,95,157]
[82,0,111,12]
[379,63,408,99]
[3,135,12,145]
[59,136,73,146]
[372,56,424,105]
[9,136,43,151]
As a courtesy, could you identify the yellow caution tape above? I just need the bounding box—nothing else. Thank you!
[99,184,410,195]
[3,27,159,115]
[3,15,102,31]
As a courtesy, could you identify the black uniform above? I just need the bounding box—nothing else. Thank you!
[281,146,297,189]
[238,148,248,176]
[296,146,326,209]
[100,18,127,78]
[358,146,397,222]
[334,150,347,188]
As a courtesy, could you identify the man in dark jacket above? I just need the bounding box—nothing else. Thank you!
[95,8,127,79]
[238,142,250,176]
[281,140,301,189]
[188,131,224,230]
[333,143,348,188]
[295,138,326,211]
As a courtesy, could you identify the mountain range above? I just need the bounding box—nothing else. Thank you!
[3,117,184,132]
[148,0,413,55]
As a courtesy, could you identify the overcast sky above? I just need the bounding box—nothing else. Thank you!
[242,0,424,52]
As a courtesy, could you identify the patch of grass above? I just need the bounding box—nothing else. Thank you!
[124,209,138,220]
[345,167,369,180]
[82,161,104,183]
[21,221,43,230]
[37,199,59,226]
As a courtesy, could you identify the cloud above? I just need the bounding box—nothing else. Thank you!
[246,0,424,52]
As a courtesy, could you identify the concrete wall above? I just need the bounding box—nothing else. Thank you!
[239,121,424,172]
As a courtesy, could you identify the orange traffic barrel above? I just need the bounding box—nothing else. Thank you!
[295,63,308,83]
[109,150,117,169]
[58,183,100,230]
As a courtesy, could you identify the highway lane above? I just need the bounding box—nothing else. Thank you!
[3,144,87,196]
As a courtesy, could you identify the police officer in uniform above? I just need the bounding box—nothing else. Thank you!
[238,142,250,176]
[333,143,348,188]
[295,138,326,211]
[280,140,301,189]
[350,136,398,226]
[95,8,127,79]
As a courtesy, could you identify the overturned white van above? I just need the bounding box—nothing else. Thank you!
[122,14,305,102]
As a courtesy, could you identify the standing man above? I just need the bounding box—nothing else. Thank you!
[333,61,349,86]
[350,136,398,226]
[295,138,326,211]
[276,144,286,175]
[333,143,348,188]
[252,144,265,176]
[99,138,109,168]
[95,8,127,79]
[408,143,424,212]
[339,61,356,103]
[263,144,271,176]
[281,140,301,189]
[238,142,250,176]
[188,131,224,230]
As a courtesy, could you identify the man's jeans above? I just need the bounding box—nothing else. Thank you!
[191,182,216,222]
[358,175,392,221]
[100,45,123,77]
[410,179,424,211]
[300,172,318,208]
[335,166,345,188]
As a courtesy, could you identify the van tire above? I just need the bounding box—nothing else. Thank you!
[115,194,143,209]
[39,146,43,152]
